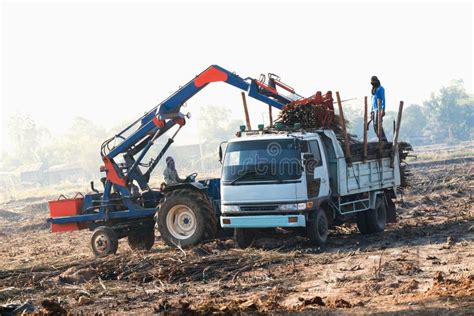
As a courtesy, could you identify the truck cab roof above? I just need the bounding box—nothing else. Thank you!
[229,129,328,143]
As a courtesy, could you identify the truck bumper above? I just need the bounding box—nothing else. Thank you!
[220,215,306,228]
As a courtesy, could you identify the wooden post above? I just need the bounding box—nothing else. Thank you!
[241,92,252,130]
[391,101,404,167]
[363,96,368,162]
[336,91,352,166]
[377,99,384,157]
[268,105,273,126]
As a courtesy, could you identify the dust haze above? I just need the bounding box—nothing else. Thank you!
[1,1,473,196]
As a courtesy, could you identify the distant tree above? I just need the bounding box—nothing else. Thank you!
[458,95,474,140]
[63,116,107,177]
[399,104,428,143]
[198,105,242,170]
[6,113,50,167]
[200,106,242,147]
[423,80,473,142]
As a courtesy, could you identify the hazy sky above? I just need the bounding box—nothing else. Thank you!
[1,0,473,152]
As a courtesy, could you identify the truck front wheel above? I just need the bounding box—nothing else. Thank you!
[306,209,329,246]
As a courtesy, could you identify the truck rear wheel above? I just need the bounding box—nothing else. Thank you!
[235,228,255,249]
[366,196,387,233]
[128,229,155,251]
[357,196,387,234]
[307,209,329,246]
[157,189,216,248]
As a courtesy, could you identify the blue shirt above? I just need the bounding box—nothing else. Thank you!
[371,86,385,111]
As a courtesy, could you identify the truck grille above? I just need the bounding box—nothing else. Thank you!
[240,205,278,212]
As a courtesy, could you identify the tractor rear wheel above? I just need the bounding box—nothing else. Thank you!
[157,189,217,248]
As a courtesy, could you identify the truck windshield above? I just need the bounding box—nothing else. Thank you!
[222,139,302,183]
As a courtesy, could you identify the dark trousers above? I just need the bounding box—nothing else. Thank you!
[373,111,387,141]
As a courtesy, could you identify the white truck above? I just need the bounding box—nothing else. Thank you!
[219,128,401,248]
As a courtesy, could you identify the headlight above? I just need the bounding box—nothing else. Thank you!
[279,203,307,211]
[222,205,240,212]
[297,202,307,210]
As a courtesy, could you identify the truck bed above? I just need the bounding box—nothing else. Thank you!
[321,132,401,196]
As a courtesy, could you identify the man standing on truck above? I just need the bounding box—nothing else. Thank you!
[370,75,387,141]
[163,156,185,185]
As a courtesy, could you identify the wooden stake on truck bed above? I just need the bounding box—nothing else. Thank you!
[268,105,273,126]
[391,101,404,167]
[336,91,352,166]
[241,92,252,130]
[363,96,368,162]
[378,99,384,157]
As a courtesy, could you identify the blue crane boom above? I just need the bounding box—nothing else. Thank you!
[100,65,296,194]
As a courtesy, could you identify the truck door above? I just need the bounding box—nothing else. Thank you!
[307,140,330,198]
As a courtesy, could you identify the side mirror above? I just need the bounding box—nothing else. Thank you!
[218,141,228,164]
[303,153,314,160]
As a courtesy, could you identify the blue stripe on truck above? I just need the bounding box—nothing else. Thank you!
[220,215,306,228]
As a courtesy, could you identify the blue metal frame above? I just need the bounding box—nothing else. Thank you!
[48,209,156,224]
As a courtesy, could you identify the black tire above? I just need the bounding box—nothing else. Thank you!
[157,189,217,248]
[356,211,369,234]
[306,209,329,246]
[366,196,387,233]
[91,226,118,258]
[127,229,155,251]
[235,228,255,249]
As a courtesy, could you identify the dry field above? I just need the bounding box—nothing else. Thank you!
[0,151,472,314]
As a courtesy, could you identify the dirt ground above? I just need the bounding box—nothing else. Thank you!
[0,157,472,315]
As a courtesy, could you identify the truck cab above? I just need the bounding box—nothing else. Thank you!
[220,130,332,246]
[220,128,401,248]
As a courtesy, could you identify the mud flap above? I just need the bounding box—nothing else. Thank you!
[386,198,397,223]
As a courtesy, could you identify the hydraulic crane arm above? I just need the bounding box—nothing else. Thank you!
[157,65,288,117]
[100,65,298,190]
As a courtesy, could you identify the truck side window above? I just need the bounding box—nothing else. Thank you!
[299,140,309,152]
[308,141,322,167]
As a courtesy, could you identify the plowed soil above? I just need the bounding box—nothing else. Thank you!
[0,157,472,315]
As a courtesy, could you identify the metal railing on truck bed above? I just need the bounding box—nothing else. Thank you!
[321,131,401,197]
